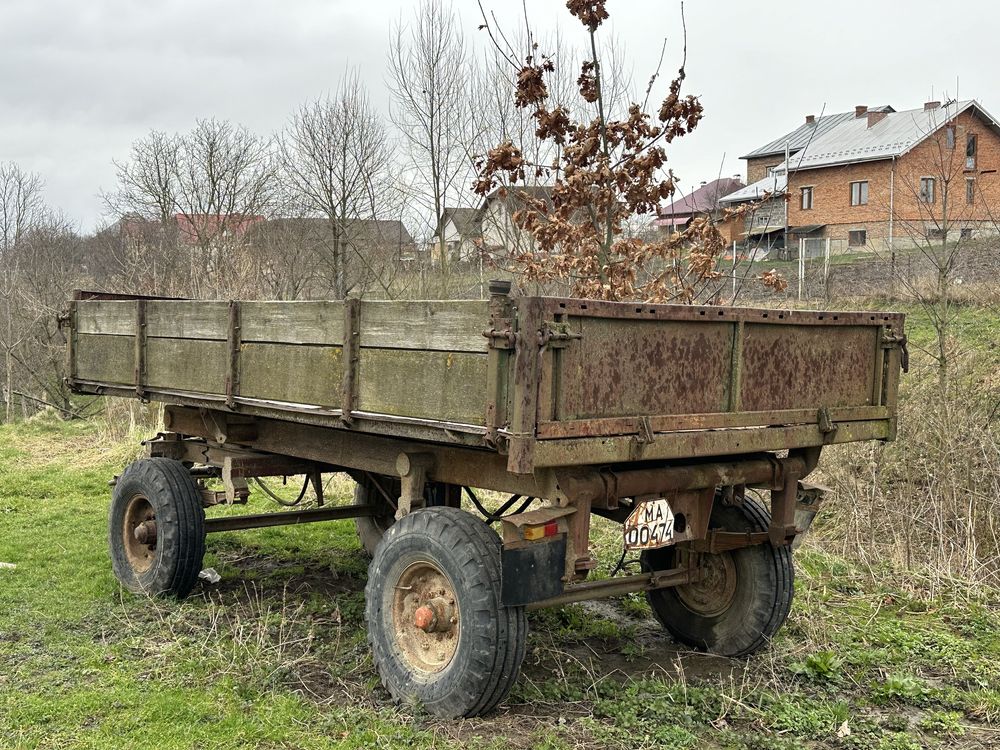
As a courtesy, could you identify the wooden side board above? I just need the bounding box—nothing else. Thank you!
[72,298,491,426]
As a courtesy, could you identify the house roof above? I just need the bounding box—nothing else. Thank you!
[719,173,787,204]
[346,219,415,247]
[658,177,745,217]
[742,106,894,160]
[481,185,555,207]
[256,217,415,247]
[442,207,482,239]
[787,100,1000,171]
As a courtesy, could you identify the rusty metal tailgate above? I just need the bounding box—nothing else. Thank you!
[511,298,905,470]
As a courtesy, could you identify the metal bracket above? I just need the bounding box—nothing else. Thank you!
[882,331,909,373]
[222,458,251,504]
[395,452,435,520]
[817,406,838,436]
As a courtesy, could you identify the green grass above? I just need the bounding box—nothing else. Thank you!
[2,414,999,748]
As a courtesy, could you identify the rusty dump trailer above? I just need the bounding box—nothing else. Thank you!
[63,283,905,718]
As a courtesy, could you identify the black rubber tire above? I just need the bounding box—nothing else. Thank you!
[354,476,460,557]
[365,506,526,718]
[109,458,206,599]
[641,497,794,657]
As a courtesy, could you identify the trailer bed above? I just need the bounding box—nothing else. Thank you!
[66,290,905,474]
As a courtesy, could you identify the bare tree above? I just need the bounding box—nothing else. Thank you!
[281,71,397,298]
[0,162,46,420]
[0,162,44,254]
[0,209,85,420]
[106,120,278,298]
[173,119,277,297]
[388,0,470,286]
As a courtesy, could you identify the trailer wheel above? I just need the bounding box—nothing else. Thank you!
[365,506,526,718]
[109,458,206,599]
[641,497,793,657]
[354,476,461,556]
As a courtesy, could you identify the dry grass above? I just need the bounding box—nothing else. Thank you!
[817,345,1000,588]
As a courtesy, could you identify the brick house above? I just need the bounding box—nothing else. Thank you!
[737,100,1000,252]
[655,176,744,244]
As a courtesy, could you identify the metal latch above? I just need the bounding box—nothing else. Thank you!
[537,322,582,349]
[882,331,909,373]
[483,327,516,349]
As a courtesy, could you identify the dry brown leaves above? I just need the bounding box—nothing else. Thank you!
[475,2,746,304]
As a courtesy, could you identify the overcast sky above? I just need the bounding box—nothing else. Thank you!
[2,0,998,232]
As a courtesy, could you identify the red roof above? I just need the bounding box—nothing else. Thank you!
[175,213,265,245]
[658,177,745,218]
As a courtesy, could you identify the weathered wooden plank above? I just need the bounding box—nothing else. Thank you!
[76,301,136,336]
[146,301,229,340]
[357,349,488,425]
[145,338,228,394]
[75,333,135,384]
[359,301,488,353]
[241,301,344,345]
[241,343,343,407]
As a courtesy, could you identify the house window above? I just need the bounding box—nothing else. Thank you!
[946,126,955,149]
[961,228,974,240]
[850,180,869,206]
[966,134,977,169]
[920,177,935,203]
[927,227,947,240]
[801,186,814,210]
[848,229,867,247]
[967,177,976,205]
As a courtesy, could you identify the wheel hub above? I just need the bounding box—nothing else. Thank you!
[392,562,460,674]
[122,494,157,574]
[676,551,738,617]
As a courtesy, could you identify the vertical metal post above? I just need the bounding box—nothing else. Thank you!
[824,237,831,292]
[731,241,737,301]
[508,296,543,475]
[797,237,805,300]
[341,298,361,425]
[485,280,514,448]
[134,299,147,399]
[225,300,241,410]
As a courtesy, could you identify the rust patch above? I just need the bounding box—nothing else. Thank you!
[740,324,877,412]
[557,318,732,420]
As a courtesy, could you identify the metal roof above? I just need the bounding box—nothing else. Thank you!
[719,173,786,204]
[741,107,893,159]
[788,100,1000,171]
[658,177,745,216]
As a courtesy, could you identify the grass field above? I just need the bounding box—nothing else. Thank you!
[1,411,999,750]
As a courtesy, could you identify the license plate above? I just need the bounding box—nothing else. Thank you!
[623,497,676,551]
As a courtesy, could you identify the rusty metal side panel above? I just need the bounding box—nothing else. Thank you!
[739,323,877,412]
[554,317,734,420]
